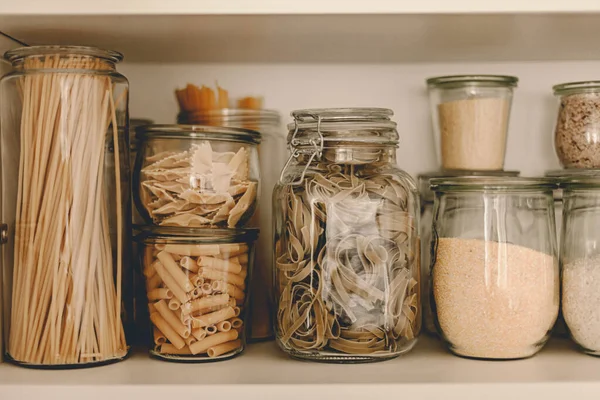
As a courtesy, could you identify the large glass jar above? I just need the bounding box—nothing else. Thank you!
[135,227,257,361]
[178,109,284,341]
[427,75,518,171]
[0,46,131,367]
[553,82,600,169]
[273,108,420,363]
[560,177,600,355]
[431,177,559,360]
[133,125,260,229]
[418,170,519,336]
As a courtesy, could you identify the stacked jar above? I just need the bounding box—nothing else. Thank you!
[423,75,519,335]
[550,81,600,354]
[273,108,421,362]
[132,125,260,361]
[178,109,284,341]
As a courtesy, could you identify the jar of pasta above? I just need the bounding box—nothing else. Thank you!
[178,109,284,341]
[133,125,260,229]
[136,227,257,361]
[273,108,421,363]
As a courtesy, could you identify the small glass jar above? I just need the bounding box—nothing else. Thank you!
[136,227,257,361]
[133,125,260,228]
[553,82,600,169]
[274,108,420,363]
[431,177,559,360]
[1,45,131,367]
[418,170,519,336]
[560,177,600,355]
[427,75,518,171]
[178,109,284,341]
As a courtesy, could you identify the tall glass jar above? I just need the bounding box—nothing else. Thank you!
[178,109,284,341]
[560,177,600,355]
[273,108,420,363]
[553,82,600,169]
[0,46,131,367]
[427,75,518,171]
[431,177,559,360]
[418,170,520,336]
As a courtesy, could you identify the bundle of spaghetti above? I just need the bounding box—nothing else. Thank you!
[174,83,263,115]
[8,53,128,365]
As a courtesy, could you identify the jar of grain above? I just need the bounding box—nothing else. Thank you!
[560,176,600,355]
[430,177,559,360]
[135,227,258,361]
[418,170,520,336]
[426,75,518,171]
[553,82,600,168]
[274,108,420,362]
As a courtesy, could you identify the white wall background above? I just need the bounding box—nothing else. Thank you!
[121,61,600,177]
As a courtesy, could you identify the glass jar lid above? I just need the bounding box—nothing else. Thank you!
[5,45,123,64]
[136,124,261,144]
[553,81,600,96]
[419,170,520,202]
[178,108,280,125]
[134,226,259,243]
[426,75,518,89]
[288,108,398,147]
[430,176,555,193]
[558,175,600,189]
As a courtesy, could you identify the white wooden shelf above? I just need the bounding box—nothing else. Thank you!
[0,337,598,400]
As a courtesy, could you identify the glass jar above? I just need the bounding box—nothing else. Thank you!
[135,227,257,361]
[418,170,520,336]
[273,108,420,363]
[133,125,260,228]
[0,45,131,367]
[560,177,600,355]
[431,177,559,360]
[553,82,600,168]
[427,75,518,171]
[178,109,284,341]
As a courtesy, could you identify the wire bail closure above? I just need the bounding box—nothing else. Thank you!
[279,115,325,185]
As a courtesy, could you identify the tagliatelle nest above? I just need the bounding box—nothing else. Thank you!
[275,163,420,357]
[140,141,257,228]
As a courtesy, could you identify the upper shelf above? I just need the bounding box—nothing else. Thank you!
[2,0,600,14]
[2,6,600,63]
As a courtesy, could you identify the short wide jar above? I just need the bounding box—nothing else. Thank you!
[560,176,600,355]
[133,125,260,228]
[427,75,518,171]
[431,177,559,360]
[274,108,421,363]
[136,227,257,361]
[553,82,600,169]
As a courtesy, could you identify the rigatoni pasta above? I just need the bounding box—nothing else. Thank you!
[137,229,257,361]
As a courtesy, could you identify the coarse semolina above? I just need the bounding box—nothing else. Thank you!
[433,238,558,359]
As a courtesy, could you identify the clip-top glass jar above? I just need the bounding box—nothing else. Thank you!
[179,108,284,341]
[427,75,518,171]
[560,176,600,355]
[0,46,131,367]
[273,108,420,363]
[431,177,559,360]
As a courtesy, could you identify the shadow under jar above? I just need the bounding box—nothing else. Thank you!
[273,108,421,363]
[431,177,559,360]
[133,125,260,229]
[553,81,600,169]
[136,227,257,361]
[0,45,131,368]
[560,177,600,355]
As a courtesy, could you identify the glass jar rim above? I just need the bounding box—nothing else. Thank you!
[4,45,124,64]
[558,175,600,189]
[430,176,555,192]
[419,170,521,202]
[136,124,261,144]
[426,75,518,88]
[133,226,259,243]
[553,81,600,95]
[179,108,280,122]
[288,108,398,146]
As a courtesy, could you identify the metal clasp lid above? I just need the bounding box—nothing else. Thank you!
[0,223,8,244]
[279,115,324,185]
